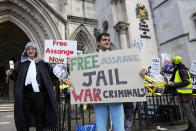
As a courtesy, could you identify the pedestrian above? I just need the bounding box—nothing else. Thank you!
[165,56,196,131]
[94,33,146,131]
[93,33,125,131]
[66,33,146,131]
[6,42,57,131]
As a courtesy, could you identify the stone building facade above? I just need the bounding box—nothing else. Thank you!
[151,0,196,67]
[0,0,98,67]
[0,0,158,67]
[0,0,158,97]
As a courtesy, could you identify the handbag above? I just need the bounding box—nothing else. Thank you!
[76,124,96,131]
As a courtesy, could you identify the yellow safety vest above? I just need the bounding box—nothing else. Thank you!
[174,70,192,94]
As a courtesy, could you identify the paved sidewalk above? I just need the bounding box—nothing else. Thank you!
[0,111,189,131]
[133,124,187,131]
[0,111,16,131]
[158,124,187,131]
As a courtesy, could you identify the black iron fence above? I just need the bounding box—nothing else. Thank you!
[52,74,196,131]
[54,94,196,131]
[55,89,95,131]
[0,81,9,104]
[1,74,196,131]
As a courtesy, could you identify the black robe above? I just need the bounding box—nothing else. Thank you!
[11,60,57,130]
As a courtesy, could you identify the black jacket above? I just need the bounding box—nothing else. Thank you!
[10,60,57,130]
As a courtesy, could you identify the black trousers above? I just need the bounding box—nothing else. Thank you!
[180,101,196,130]
[123,102,134,131]
[23,89,45,131]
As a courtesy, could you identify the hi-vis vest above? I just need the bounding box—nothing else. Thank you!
[174,70,192,94]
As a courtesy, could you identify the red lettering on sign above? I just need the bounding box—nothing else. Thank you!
[67,57,70,63]
[71,88,102,103]
[46,49,73,56]
[93,88,102,102]
[65,50,69,55]
[84,89,93,102]
[72,89,84,102]
[53,40,67,46]
[45,48,50,54]
[49,56,64,63]
[53,40,56,46]
[70,50,74,55]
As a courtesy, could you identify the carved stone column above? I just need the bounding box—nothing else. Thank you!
[114,21,129,49]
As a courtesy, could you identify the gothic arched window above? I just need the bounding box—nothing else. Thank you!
[71,24,97,54]
[76,34,86,52]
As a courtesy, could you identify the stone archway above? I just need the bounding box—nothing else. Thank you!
[0,21,30,98]
[0,0,65,60]
[0,0,66,98]
[70,24,97,54]
[0,21,30,67]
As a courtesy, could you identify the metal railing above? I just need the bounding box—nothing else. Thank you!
[1,74,196,131]
[53,74,196,131]
[54,93,196,131]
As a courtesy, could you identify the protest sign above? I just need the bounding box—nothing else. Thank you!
[44,40,77,63]
[70,49,146,104]
[151,57,160,74]
[190,60,196,75]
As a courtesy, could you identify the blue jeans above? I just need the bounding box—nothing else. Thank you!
[94,103,125,131]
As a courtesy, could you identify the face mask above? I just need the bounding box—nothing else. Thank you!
[53,64,69,80]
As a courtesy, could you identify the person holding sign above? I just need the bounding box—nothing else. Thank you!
[165,56,196,131]
[92,33,125,131]
[67,33,146,131]
[6,42,57,131]
[94,33,146,131]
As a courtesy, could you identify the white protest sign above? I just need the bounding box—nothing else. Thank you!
[190,60,196,75]
[70,49,146,104]
[44,40,77,63]
[151,57,160,74]
[192,78,196,89]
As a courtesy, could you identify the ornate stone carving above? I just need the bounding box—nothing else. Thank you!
[0,8,44,53]
[38,0,67,24]
[70,24,97,53]
[102,20,108,33]
[114,21,129,34]
[7,0,49,39]
[67,15,97,26]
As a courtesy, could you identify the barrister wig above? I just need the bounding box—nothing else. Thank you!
[21,42,40,63]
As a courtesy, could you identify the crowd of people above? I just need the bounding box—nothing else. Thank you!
[5,33,196,131]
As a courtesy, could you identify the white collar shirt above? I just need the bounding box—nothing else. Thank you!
[25,58,40,92]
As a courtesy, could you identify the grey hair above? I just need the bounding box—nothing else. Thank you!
[21,42,40,63]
